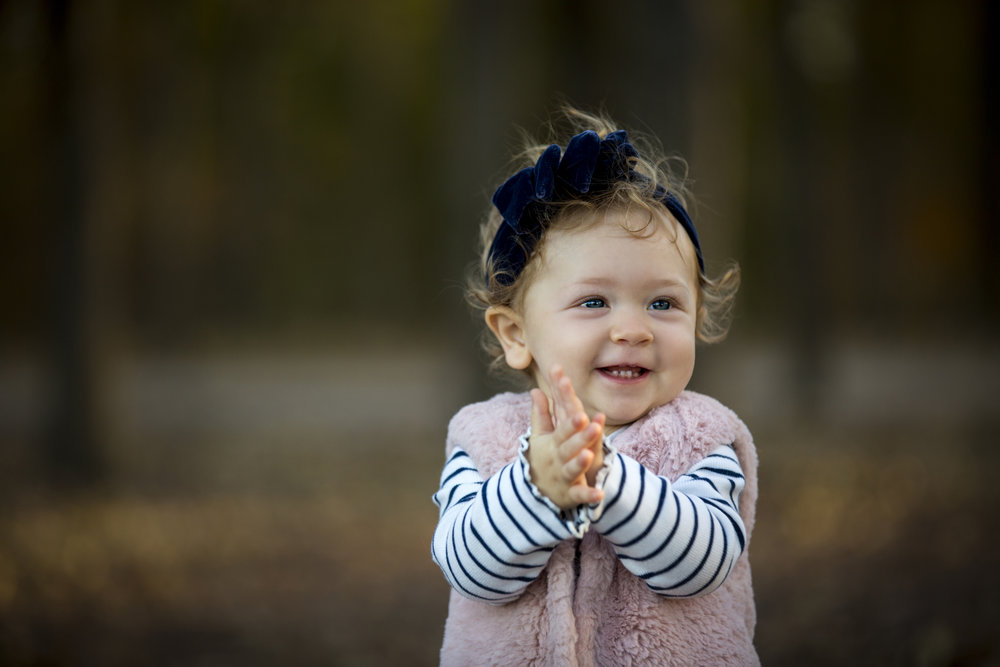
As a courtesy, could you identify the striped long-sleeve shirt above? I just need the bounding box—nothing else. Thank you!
[431,434,747,605]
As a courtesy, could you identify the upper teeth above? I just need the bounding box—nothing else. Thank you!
[608,368,642,378]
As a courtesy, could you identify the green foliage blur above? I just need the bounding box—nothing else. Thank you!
[3,1,993,349]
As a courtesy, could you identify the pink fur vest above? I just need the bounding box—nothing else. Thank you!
[439,390,759,666]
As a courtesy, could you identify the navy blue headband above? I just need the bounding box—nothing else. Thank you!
[486,129,704,286]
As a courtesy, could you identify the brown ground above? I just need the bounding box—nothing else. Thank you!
[1,421,998,666]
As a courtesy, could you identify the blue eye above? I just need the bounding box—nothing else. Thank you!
[649,299,673,311]
[582,298,606,309]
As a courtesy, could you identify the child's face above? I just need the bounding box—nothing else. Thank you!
[506,209,699,431]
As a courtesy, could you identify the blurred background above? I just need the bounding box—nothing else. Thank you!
[1,0,998,665]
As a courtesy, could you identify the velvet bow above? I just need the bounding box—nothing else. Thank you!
[487,130,704,285]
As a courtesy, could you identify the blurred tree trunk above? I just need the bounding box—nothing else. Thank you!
[42,0,105,487]
[982,2,1000,322]
[773,0,854,420]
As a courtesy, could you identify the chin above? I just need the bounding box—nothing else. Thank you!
[602,394,678,428]
[604,407,651,429]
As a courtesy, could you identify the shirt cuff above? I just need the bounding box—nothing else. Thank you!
[581,439,617,524]
[517,429,617,539]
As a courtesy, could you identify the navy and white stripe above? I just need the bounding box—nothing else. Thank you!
[431,441,747,603]
[431,447,580,604]
[589,445,746,597]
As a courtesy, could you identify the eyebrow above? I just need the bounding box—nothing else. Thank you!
[574,277,694,294]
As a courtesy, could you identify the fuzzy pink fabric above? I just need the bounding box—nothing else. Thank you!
[439,390,759,666]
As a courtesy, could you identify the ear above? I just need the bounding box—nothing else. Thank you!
[485,306,533,370]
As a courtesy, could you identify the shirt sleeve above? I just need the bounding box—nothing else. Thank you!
[588,444,747,598]
[430,444,584,605]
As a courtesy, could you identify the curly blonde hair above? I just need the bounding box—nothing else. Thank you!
[466,108,740,378]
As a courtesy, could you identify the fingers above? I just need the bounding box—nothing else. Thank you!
[530,388,554,435]
[562,447,593,480]
[583,413,606,487]
[551,366,583,418]
[556,419,603,472]
[585,413,606,451]
[558,449,603,505]
[567,481,604,506]
[530,366,608,510]
[548,365,588,434]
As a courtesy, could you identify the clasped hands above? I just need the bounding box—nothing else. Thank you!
[527,366,606,510]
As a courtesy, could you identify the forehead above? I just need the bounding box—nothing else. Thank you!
[542,207,698,269]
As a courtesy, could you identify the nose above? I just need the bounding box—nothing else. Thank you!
[610,308,653,345]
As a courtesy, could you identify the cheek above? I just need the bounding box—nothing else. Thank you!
[683,339,697,369]
[526,326,585,377]
[664,329,697,370]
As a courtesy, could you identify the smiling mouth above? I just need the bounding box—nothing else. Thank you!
[599,365,649,380]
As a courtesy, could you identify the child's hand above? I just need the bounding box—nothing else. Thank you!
[526,366,606,510]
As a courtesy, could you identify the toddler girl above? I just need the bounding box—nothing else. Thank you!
[431,109,759,666]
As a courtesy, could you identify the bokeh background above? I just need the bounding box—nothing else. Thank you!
[2,1,998,665]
